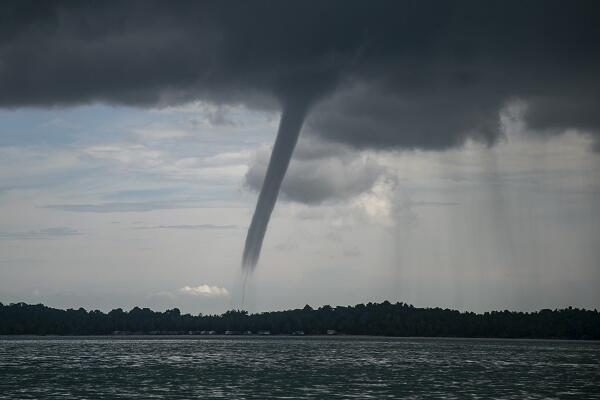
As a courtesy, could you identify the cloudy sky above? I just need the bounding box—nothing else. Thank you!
[1,1,599,314]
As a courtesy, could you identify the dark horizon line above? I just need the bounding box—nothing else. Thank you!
[2,300,599,340]
[1,300,599,317]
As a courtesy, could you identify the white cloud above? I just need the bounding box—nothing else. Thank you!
[245,139,389,204]
[180,284,230,298]
[83,143,248,180]
[136,224,237,230]
[84,144,163,167]
[204,149,254,165]
[0,227,80,240]
[131,127,190,141]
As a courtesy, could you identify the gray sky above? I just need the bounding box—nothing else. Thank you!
[1,1,599,313]
[1,102,598,314]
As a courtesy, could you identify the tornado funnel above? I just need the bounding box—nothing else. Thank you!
[242,99,309,270]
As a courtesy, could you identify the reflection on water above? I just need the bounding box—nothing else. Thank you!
[1,337,599,399]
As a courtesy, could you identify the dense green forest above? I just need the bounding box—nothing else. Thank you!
[1,301,599,339]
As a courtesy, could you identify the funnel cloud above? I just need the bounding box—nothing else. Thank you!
[242,99,309,269]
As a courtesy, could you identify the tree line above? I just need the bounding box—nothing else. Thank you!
[1,301,598,339]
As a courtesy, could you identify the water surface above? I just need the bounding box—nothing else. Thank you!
[1,336,598,399]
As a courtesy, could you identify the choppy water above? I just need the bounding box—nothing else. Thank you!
[0,336,599,399]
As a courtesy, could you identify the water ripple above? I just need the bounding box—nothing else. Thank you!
[0,337,599,399]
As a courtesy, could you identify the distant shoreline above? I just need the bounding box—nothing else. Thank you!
[1,334,599,342]
[2,301,599,340]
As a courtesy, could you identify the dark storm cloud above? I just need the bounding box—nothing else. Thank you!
[1,0,599,149]
[4,0,599,271]
[0,0,343,108]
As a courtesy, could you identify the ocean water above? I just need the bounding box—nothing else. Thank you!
[0,336,598,399]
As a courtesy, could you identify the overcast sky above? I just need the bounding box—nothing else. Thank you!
[1,1,599,314]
